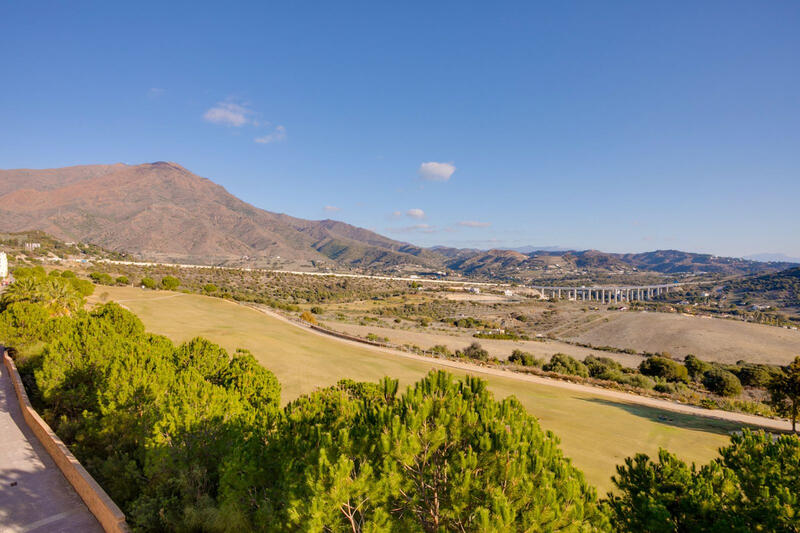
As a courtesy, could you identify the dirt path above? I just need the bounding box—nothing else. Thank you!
[245,303,794,433]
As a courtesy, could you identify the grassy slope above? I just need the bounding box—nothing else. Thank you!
[94,286,740,491]
[563,311,800,365]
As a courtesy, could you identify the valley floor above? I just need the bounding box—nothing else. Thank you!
[92,286,785,491]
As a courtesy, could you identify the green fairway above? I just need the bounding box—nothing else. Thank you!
[96,286,741,491]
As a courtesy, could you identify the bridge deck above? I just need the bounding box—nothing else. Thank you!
[0,361,102,533]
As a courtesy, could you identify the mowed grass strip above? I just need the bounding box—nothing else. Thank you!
[95,286,739,491]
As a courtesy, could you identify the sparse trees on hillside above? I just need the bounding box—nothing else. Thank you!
[160,275,180,290]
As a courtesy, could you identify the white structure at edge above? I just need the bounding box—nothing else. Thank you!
[0,252,7,279]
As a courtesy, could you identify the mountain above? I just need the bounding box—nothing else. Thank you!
[1,162,792,279]
[0,162,436,268]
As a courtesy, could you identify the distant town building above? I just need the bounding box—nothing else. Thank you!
[468,287,481,294]
[504,290,514,297]
[0,252,7,279]
[24,242,41,252]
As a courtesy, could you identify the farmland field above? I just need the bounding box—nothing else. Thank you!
[92,286,747,491]
[562,311,800,365]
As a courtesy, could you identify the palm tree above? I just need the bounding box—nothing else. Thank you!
[43,278,82,316]
[1,276,42,307]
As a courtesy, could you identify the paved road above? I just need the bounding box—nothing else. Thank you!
[0,357,101,533]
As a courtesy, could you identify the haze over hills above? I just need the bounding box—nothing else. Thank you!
[0,162,794,278]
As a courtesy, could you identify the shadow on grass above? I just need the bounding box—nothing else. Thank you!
[579,397,765,436]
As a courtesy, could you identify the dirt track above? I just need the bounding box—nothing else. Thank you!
[247,305,794,433]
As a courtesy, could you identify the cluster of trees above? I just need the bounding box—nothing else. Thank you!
[3,276,799,531]
[500,349,800,426]
[607,430,800,531]
[1,278,606,531]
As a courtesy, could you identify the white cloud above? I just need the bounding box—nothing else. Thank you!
[254,125,287,144]
[203,101,253,127]
[387,224,437,234]
[323,205,341,212]
[418,161,456,182]
[406,208,425,219]
[147,88,165,99]
[391,210,403,217]
[458,220,491,228]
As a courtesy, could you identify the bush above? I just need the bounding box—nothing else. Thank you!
[140,277,156,289]
[300,310,317,324]
[202,283,218,294]
[429,344,452,357]
[160,276,180,290]
[584,356,623,378]
[310,306,323,314]
[736,364,773,388]
[89,272,114,285]
[115,276,129,286]
[508,349,543,367]
[639,356,689,383]
[702,368,743,397]
[620,374,656,390]
[68,278,95,297]
[459,341,489,361]
[544,354,588,377]
[60,270,76,279]
[684,354,712,380]
[654,380,688,395]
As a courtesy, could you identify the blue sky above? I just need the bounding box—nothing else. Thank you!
[1,2,799,257]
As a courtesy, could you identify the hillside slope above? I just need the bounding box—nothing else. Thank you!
[0,162,790,278]
[0,162,434,268]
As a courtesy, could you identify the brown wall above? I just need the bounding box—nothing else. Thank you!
[3,350,129,533]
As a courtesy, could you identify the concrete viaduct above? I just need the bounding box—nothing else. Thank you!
[530,283,680,303]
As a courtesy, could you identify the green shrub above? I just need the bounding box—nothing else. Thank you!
[310,306,324,314]
[585,356,623,378]
[202,283,218,294]
[90,272,114,285]
[508,349,543,367]
[458,341,489,361]
[654,380,688,395]
[702,368,743,397]
[140,277,157,289]
[429,344,452,356]
[115,276,129,286]
[544,354,588,377]
[684,354,712,380]
[639,356,689,383]
[620,374,656,390]
[736,364,773,388]
[160,276,180,290]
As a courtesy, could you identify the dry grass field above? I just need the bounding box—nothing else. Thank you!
[92,286,750,491]
[329,321,644,367]
[562,311,800,365]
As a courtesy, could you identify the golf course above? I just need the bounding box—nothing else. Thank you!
[94,286,746,491]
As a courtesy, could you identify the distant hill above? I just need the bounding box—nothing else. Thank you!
[0,162,791,279]
[0,162,437,269]
[721,266,800,313]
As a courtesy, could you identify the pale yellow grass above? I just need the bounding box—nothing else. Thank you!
[93,286,744,491]
[564,311,800,365]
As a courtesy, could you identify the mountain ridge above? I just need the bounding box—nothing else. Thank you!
[0,162,794,278]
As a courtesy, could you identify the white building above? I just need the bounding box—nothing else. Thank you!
[0,252,7,279]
